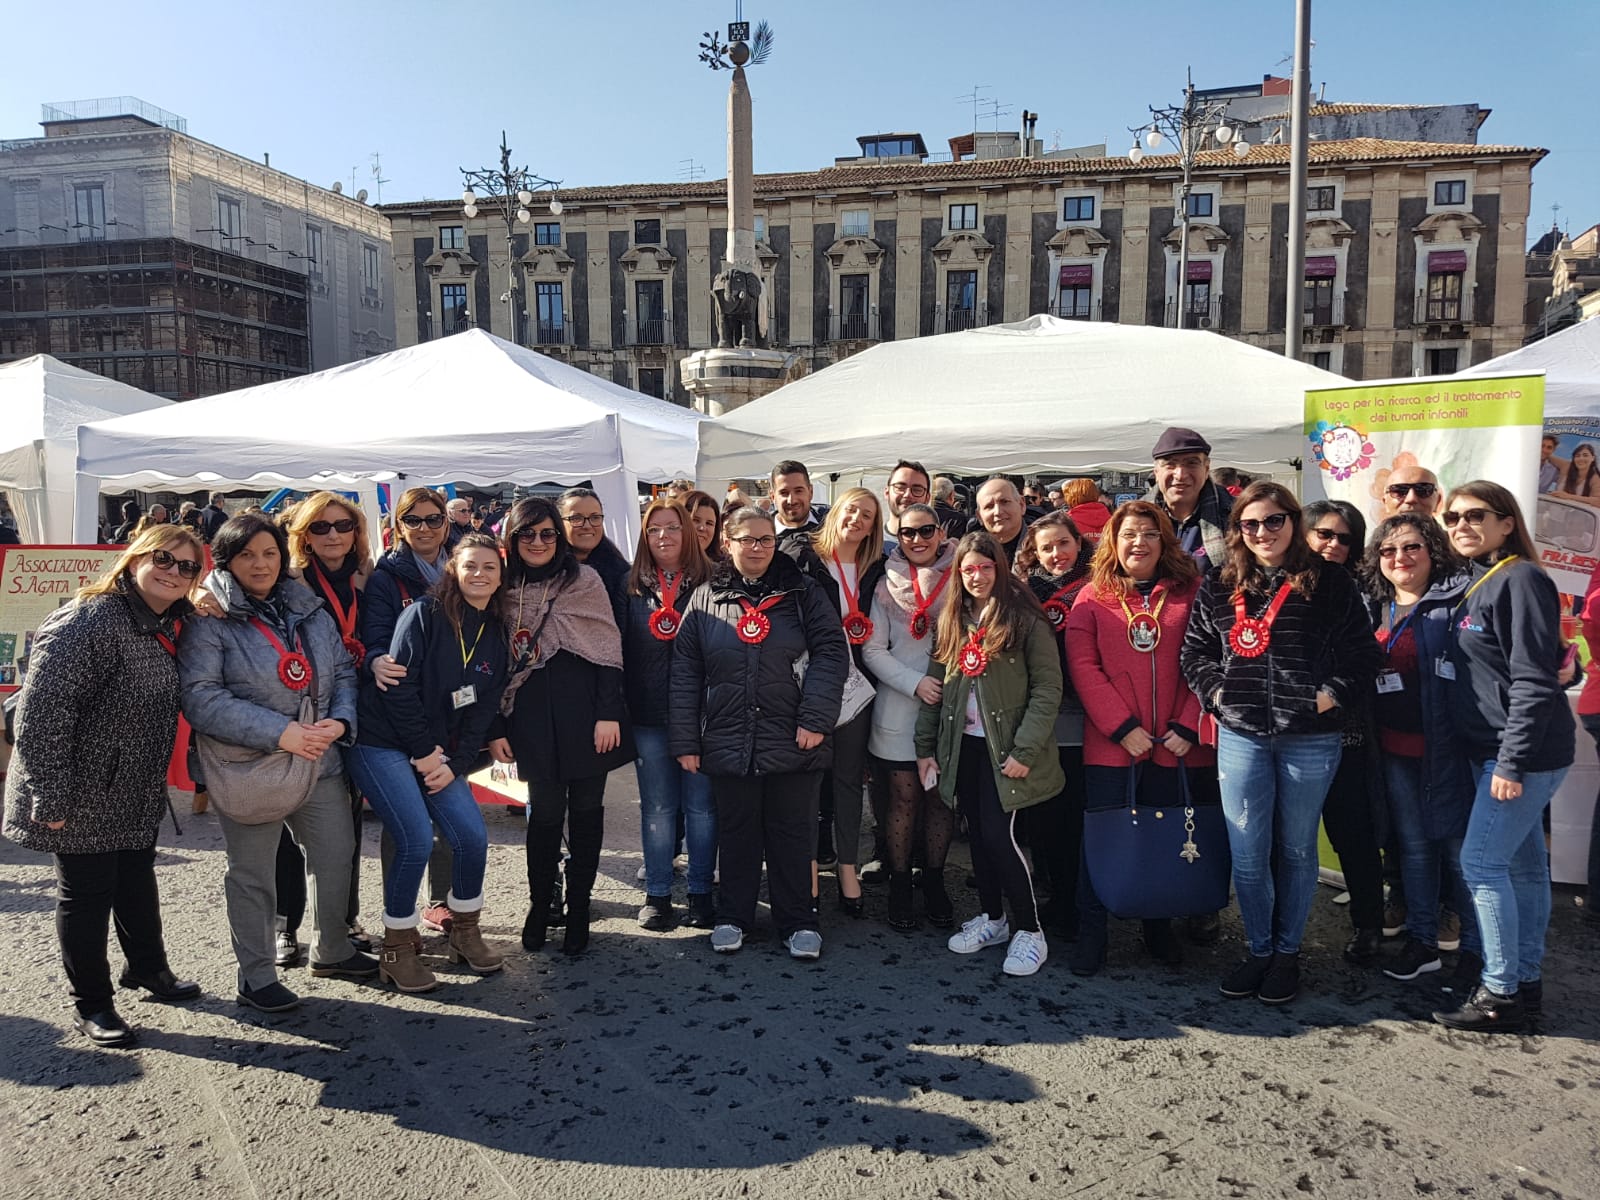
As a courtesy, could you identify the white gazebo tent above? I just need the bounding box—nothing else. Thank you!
[1460,316,1600,416]
[0,355,172,542]
[74,330,706,554]
[696,315,1344,484]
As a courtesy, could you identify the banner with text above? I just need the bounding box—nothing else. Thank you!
[1303,374,1544,540]
[0,545,122,692]
[1535,416,1600,596]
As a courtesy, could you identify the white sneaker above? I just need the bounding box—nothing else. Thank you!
[947,913,1010,954]
[1002,929,1048,976]
[785,929,822,960]
[710,924,744,953]
[636,864,648,882]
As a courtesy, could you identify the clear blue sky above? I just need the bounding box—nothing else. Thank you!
[4,0,1593,245]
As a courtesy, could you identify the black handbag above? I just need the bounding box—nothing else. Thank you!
[1083,762,1231,920]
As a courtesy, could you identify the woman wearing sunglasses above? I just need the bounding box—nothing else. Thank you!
[361,486,457,932]
[862,503,957,931]
[1014,511,1094,942]
[489,497,633,957]
[180,513,368,1014]
[1355,514,1480,991]
[669,506,849,960]
[1182,482,1378,1005]
[4,526,206,1047]
[1431,483,1574,1032]
[1300,500,1387,967]
[618,498,715,931]
[915,532,1065,978]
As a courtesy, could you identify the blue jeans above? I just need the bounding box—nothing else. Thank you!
[347,744,488,923]
[1381,754,1478,954]
[1216,728,1342,957]
[1459,760,1566,995]
[634,725,716,896]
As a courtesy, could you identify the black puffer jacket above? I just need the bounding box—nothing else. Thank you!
[669,553,849,776]
[582,537,632,610]
[1181,563,1379,737]
[616,571,704,728]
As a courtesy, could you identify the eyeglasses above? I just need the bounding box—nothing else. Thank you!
[1237,513,1291,536]
[150,548,202,579]
[1443,508,1506,528]
[960,563,996,577]
[898,524,939,541]
[728,535,777,549]
[1378,542,1426,559]
[1118,530,1161,543]
[562,513,605,528]
[647,525,683,538]
[1309,527,1354,548]
[307,518,357,536]
[888,482,930,498]
[516,528,560,544]
[1385,482,1438,500]
[399,513,446,529]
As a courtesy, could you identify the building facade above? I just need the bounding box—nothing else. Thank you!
[0,98,394,397]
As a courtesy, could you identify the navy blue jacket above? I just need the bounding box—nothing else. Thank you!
[616,574,704,729]
[360,547,437,679]
[356,596,509,765]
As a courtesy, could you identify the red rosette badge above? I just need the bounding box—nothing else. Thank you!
[843,612,873,645]
[649,607,681,641]
[278,651,312,690]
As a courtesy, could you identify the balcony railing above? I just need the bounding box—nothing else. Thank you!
[534,319,568,346]
[1165,297,1223,330]
[1052,299,1101,321]
[830,310,879,341]
[627,312,673,346]
[1304,294,1345,328]
[1414,289,1468,326]
[939,303,986,334]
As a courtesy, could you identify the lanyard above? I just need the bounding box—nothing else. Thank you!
[656,568,682,614]
[1118,585,1168,625]
[155,619,182,659]
[458,615,486,668]
[249,617,312,691]
[1452,555,1519,622]
[1228,581,1293,659]
[831,551,873,644]
[908,563,950,639]
[650,569,684,640]
[1383,600,1420,658]
[310,557,363,665]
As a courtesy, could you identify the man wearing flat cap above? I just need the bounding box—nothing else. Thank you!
[1145,426,1233,577]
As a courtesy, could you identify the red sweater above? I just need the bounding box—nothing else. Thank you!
[1065,575,1213,769]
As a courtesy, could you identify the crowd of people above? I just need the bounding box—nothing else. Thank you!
[3,429,1588,1048]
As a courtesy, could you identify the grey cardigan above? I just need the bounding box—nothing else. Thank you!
[179,569,358,779]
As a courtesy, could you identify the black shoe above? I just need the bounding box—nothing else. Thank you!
[1258,952,1300,1005]
[1521,978,1542,1018]
[1183,911,1222,945]
[74,1008,136,1047]
[1143,920,1184,968]
[639,895,676,932]
[886,872,917,931]
[274,931,301,968]
[682,892,716,929]
[118,967,201,1003]
[1433,984,1526,1033]
[923,871,954,929]
[1220,954,1274,999]
[562,903,591,956]
[237,981,301,1013]
[1038,899,1080,942]
[547,870,567,927]
[522,905,548,952]
[309,951,380,980]
[346,926,377,954]
[1439,949,1484,996]
[1067,923,1108,977]
[836,885,864,919]
[1342,928,1382,965]
[1382,938,1442,982]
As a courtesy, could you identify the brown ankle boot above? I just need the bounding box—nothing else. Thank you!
[379,927,437,993]
[447,908,504,974]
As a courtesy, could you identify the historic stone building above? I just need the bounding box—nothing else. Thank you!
[0,98,395,398]
[382,107,1542,401]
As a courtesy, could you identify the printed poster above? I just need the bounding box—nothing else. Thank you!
[1302,374,1544,535]
[0,545,121,692]
[1535,416,1600,596]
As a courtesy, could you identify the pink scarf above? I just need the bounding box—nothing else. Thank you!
[499,565,624,714]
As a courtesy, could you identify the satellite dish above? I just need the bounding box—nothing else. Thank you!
[332,181,343,194]
[356,188,369,203]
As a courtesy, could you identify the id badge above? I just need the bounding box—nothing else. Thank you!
[1375,671,1403,694]
[451,684,477,710]
[1434,657,1456,681]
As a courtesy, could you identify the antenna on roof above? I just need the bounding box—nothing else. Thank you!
[370,152,391,204]
[679,157,704,181]
[955,84,991,132]
[981,96,1013,133]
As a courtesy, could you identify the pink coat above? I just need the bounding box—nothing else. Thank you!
[1065,575,1213,769]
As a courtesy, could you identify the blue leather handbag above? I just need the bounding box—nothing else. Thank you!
[1083,762,1231,920]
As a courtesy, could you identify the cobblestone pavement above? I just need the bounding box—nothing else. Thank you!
[2,775,1597,1200]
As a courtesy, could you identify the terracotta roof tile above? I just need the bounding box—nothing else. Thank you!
[380,138,1545,212]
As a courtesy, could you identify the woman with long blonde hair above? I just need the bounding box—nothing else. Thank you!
[4,525,207,1046]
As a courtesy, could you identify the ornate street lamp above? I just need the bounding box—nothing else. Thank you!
[459,133,561,345]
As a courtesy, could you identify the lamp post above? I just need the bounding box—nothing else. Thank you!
[1128,71,1251,330]
[459,132,561,346]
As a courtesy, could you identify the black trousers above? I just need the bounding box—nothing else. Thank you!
[1321,747,1385,932]
[525,775,607,910]
[54,847,169,1016]
[956,736,1039,933]
[713,771,820,938]
[1021,746,1086,923]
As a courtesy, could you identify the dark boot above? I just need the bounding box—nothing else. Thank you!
[886,871,917,931]
[1142,919,1184,967]
[562,806,605,956]
[523,819,564,952]
[922,869,954,929]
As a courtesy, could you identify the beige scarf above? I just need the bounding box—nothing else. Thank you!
[499,565,624,714]
[882,541,956,615]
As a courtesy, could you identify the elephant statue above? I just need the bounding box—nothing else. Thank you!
[712,267,764,349]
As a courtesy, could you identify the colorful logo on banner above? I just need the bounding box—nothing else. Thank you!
[1307,421,1377,482]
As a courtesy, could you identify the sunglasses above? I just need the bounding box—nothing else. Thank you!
[1238,513,1291,536]
[307,518,357,536]
[1378,542,1426,559]
[1310,527,1354,548]
[150,548,203,578]
[1385,482,1438,500]
[898,524,939,541]
[399,513,446,529]
[516,527,560,544]
[1443,508,1506,528]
